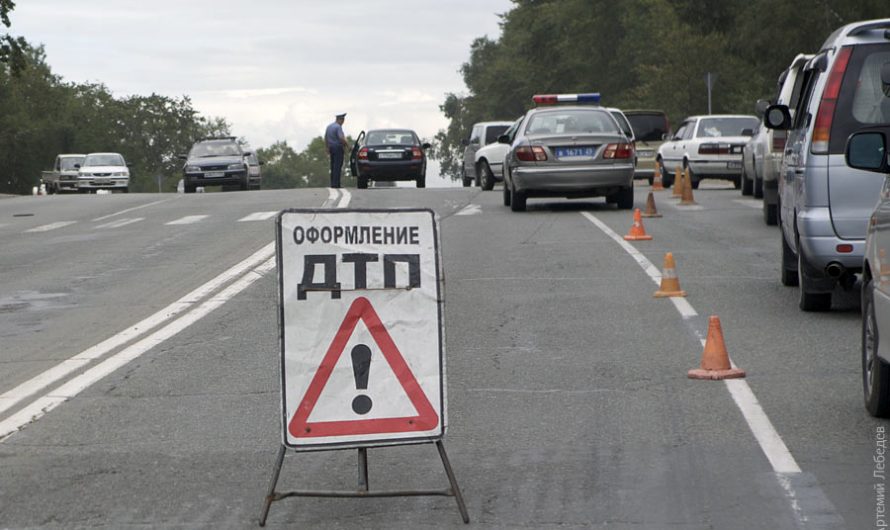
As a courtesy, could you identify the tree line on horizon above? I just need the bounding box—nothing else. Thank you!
[431,0,889,180]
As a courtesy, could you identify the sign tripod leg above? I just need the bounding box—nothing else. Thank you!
[258,444,286,527]
[437,440,470,524]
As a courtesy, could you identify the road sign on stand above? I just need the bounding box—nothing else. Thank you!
[260,208,467,526]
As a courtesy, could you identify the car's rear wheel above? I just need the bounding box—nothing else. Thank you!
[764,201,777,226]
[357,176,368,189]
[753,175,763,198]
[503,180,511,206]
[780,231,798,287]
[741,164,753,195]
[610,186,634,210]
[863,275,890,417]
[461,168,472,187]
[798,244,832,311]
[479,161,495,191]
[416,175,425,188]
[509,186,526,212]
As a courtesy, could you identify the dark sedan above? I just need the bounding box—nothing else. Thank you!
[349,129,430,188]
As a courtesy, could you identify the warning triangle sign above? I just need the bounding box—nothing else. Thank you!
[288,297,439,438]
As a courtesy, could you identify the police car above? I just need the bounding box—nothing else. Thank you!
[501,93,636,212]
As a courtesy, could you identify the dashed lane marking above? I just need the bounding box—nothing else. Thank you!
[92,198,172,222]
[25,221,76,233]
[238,211,279,222]
[165,215,209,225]
[456,204,482,216]
[96,217,144,229]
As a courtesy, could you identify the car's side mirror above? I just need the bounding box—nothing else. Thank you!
[763,104,792,130]
[741,128,754,137]
[460,138,469,147]
[421,142,431,150]
[242,151,253,157]
[497,134,511,144]
[661,133,668,141]
[845,131,890,173]
[755,99,771,116]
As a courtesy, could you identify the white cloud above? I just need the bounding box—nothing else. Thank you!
[11,0,511,152]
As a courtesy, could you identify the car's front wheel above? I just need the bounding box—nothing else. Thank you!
[863,275,890,417]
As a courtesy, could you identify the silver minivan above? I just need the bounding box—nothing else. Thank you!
[765,18,890,311]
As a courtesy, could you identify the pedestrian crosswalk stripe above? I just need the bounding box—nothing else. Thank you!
[166,215,209,225]
[96,217,144,229]
[25,221,76,233]
[238,211,278,222]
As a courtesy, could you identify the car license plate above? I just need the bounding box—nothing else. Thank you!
[206,171,225,178]
[555,146,596,158]
[726,161,742,169]
[94,179,111,185]
[377,152,402,160]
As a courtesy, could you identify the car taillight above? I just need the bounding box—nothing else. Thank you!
[515,146,547,161]
[698,143,731,155]
[772,131,786,152]
[812,46,852,154]
[411,147,423,160]
[603,143,633,159]
[358,147,368,160]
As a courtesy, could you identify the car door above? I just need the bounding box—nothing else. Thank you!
[661,123,688,172]
[781,65,822,251]
[349,131,365,178]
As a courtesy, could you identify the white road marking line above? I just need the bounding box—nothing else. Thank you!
[95,217,144,229]
[580,211,801,474]
[165,215,208,225]
[92,198,171,222]
[0,257,276,442]
[733,199,762,209]
[456,204,482,216]
[25,221,76,233]
[339,188,352,208]
[238,211,278,222]
[0,242,276,417]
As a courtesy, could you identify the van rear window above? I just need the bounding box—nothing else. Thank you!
[626,113,669,142]
[830,43,890,154]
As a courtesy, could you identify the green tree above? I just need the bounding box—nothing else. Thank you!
[0,0,27,75]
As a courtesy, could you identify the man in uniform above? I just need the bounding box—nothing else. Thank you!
[324,113,350,188]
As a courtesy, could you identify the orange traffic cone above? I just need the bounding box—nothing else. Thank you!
[654,252,686,297]
[652,163,665,191]
[680,168,697,205]
[688,316,746,380]
[624,208,653,241]
[671,167,683,198]
[641,191,662,218]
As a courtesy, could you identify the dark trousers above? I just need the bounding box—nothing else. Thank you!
[329,146,344,188]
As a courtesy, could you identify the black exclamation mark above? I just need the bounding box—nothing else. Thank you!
[351,344,373,415]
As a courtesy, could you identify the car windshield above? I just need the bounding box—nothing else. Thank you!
[60,157,84,170]
[525,109,619,135]
[190,140,241,158]
[484,125,509,145]
[626,113,669,142]
[695,117,760,137]
[366,130,417,146]
[83,154,125,166]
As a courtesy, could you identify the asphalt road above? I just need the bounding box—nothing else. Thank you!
[0,182,883,529]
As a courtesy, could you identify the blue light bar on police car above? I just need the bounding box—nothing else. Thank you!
[532,93,601,105]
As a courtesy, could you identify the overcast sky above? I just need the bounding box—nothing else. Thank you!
[11,0,512,152]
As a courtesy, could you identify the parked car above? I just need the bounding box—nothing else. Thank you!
[461,121,513,187]
[657,114,759,189]
[180,137,259,193]
[350,129,430,189]
[473,117,522,190]
[501,93,635,212]
[847,127,890,416]
[741,54,813,225]
[41,154,85,194]
[77,152,130,193]
[765,18,890,311]
[625,110,671,185]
